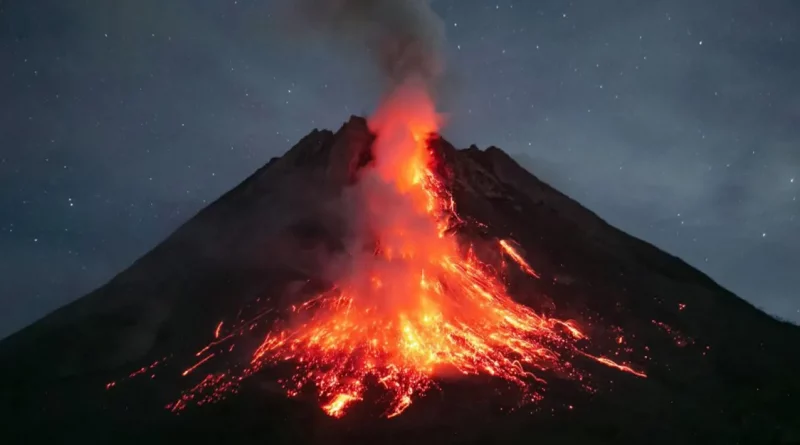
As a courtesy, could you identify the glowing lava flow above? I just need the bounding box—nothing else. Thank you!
[166,84,646,418]
[499,239,541,279]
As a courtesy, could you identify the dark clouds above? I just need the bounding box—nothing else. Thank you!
[0,0,798,337]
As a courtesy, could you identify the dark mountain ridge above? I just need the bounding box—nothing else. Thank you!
[1,116,798,444]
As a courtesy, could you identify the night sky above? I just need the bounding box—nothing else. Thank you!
[1,0,798,338]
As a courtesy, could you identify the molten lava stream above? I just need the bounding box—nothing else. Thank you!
[170,84,646,419]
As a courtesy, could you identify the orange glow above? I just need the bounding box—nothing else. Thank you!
[322,392,362,419]
[583,354,648,379]
[165,81,646,418]
[182,354,215,377]
[499,239,541,278]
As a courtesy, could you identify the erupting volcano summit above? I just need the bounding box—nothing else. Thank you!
[1,101,799,443]
[162,84,646,420]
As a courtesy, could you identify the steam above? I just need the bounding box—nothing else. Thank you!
[291,0,445,93]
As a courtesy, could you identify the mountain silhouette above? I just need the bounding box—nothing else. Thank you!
[1,116,798,444]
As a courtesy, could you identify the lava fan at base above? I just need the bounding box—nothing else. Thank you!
[155,83,647,419]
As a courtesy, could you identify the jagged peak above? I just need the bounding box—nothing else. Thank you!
[342,114,369,130]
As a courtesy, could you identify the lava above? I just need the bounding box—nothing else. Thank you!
[322,392,362,419]
[499,239,541,278]
[182,354,215,377]
[582,354,648,378]
[149,81,649,419]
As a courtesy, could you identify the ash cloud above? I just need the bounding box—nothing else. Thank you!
[288,0,446,92]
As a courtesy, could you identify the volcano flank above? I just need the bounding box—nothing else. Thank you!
[1,116,799,444]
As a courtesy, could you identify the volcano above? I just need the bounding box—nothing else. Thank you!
[1,115,799,444]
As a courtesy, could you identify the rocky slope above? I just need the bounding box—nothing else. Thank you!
[1,116,798,444]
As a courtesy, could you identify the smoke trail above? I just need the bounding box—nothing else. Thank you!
[291,0,445,92]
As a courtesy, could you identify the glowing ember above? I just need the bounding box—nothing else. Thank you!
[182,354,215,377]
[153,82,646,418]
[582,354,647,378]
[322,392,362,419]
[499,239,541,278]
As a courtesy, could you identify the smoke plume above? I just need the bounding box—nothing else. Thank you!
[277,1,450,307]
[290,0,445,93]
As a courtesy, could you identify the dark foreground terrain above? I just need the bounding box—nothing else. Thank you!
[1,117,798,444]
